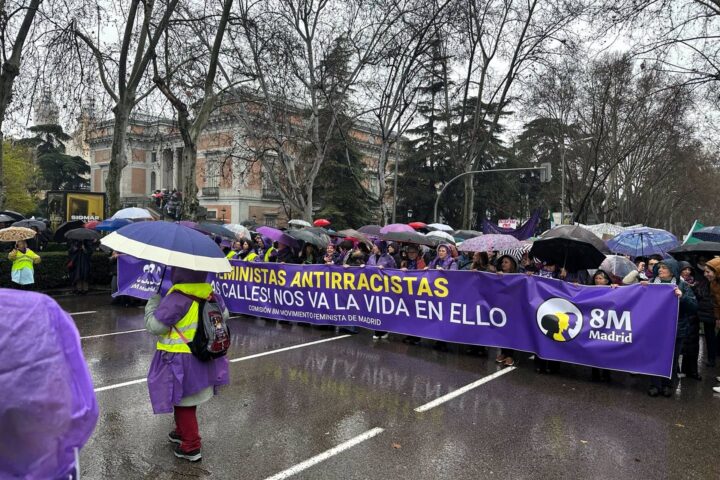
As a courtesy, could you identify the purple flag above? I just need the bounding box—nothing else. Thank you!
[481,209,541,240]
[115,255,175,299]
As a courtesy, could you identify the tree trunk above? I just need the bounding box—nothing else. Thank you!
[106,108,130,213]
[181,142,199,220]
[0,128,4,210]
[462,173,474,229]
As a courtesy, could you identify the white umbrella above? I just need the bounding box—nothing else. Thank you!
[427,223,454,232]
[288,219,311,228]
[426,231,455,244]
[111,207,153,220]
[224,223,251,240]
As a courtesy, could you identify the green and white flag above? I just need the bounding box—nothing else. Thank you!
[684,220,704,245]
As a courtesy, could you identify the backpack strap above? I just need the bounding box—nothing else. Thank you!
[171,291,213,344]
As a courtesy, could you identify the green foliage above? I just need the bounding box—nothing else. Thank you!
[23,123,89,190]
[2,141,37,214]
[0,251,111,289]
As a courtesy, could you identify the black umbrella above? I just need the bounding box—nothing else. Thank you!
[530,225,609,271]
[668,241,720,260]
[53,220,85,242]
[358,225,382,236]
[453,229,483,240]
[196,222,236,240]
[0,214,15,224]
[287,229,329,249]
[381,231,440,247]
[65,228,101,241]
[12,219,47,231]
[0,210,25,222]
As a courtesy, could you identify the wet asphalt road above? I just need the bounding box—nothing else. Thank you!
[60,294,720,480]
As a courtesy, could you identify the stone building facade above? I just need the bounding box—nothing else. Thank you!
[85,110,392,226]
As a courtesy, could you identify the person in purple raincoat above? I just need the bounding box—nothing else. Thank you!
[0,289,98,479]
[144,267,230,462]
[367,240,396,269]
[427,244,458,270]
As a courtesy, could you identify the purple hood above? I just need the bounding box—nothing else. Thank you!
[0,290,98,479]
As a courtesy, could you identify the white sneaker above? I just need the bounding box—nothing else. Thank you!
[716,376,720,382]
[713,386,720,394]
[379,333,389,340]
[677,373,686,378]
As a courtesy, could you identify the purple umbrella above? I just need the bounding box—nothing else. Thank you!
[256,226,300,249]
[380,223,415,234]
[358,225,382,236]
[177,220,198,229]
[457,234,522,253]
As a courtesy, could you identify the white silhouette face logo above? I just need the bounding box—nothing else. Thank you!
[536,298,584,342]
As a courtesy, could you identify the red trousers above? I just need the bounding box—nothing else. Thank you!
[174,406,202,451]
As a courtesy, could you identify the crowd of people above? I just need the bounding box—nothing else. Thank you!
[221,230,720,399]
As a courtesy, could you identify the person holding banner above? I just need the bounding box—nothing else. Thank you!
[427,244,458,270]
[647,259,697,397]
[254,235,276,262]
[402,245,427,346]
[144,267,230,462]
[367,240,396,269]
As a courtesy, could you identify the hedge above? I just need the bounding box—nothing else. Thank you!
[0,251,112,290]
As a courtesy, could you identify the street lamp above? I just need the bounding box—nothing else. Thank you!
[433,164,552,223]
[559,136,594,225]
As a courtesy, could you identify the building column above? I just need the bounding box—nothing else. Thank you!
[173,147,180,190]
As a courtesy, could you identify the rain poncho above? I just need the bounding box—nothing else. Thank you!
[0,290,98,479]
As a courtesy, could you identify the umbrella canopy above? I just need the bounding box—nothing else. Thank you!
[313,218,331,227]
[426,230,455,244]
[0,210,25,222]
[380,223,415,234]
[497,242,533,261]
[693,226,720,243]
[607,227,679,257]
[288,219,311,228]
[111,207,153,220]
[427,223,454,232]
[453,229,483,240]
[53,220,85,242]
[66,229,101,241]
[84,220,100,230]
[303,227,332,245]
[256,226,300,249]
[530,225,609,271]
[177,220,198,229]
[0,226,36,242]
[358,225,382,236]
[95,218,133,232]
[101,222,231,272]
[668,241,720,260]
[11,219,47,231]
[287,229,329,249]
[457,234,522,253]
[0,214,15,224]
[408,221,427,230]
[599,255,636,279]
[223,223,252,241]
[579,223,626,239]
[336,229,373,247]
[381,231,440,247]
[196,222,236,240]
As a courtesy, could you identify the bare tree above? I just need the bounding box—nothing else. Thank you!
[225,0,403,221]
[0,0,42,209]
[65,0,179,213]
[152,0,234,220]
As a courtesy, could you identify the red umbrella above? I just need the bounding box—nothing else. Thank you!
[84,220,100,230]
[313,218,331,227]
[408,222,427,230]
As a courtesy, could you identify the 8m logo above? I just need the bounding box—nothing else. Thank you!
[588,309,633,344]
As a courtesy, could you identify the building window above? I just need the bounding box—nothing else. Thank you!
[207,210,217,219]
[205,156,220,188]
[264,215,277,227]
[151,151,157,163]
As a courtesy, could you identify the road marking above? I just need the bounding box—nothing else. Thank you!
[93,335,352,392]
[81,328,146,340]
[70,311,98,316]
[94,378,148,392]
[414,367,517,413]
[230,335,351,363]
[263,427,385,480]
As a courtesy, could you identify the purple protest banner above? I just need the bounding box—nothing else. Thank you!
[115,255,174,299]
[208,261,678,377]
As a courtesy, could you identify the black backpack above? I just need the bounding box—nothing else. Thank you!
[174,293,231,362]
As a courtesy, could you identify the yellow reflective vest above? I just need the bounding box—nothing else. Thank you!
[156,282,213,354]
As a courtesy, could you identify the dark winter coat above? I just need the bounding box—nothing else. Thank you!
[653,258,698,339]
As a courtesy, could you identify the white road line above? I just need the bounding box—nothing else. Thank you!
[70,311,98,316]
[94,378,148,392]
[414,367,517,413]
[229,335,351,363]
[93,335,352,392]
[81,328,146,340]
[263,427,385,480]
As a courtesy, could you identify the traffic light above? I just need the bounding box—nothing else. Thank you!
[539,162,552,183]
